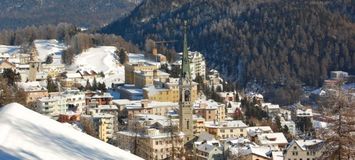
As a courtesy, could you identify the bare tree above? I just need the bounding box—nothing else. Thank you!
[317,84,355,160]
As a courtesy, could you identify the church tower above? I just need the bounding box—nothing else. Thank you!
[179,21,194,142]
[28,45,41,82]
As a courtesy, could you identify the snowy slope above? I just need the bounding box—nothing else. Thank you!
[73,46,125,85]
[34,39,66,62]
[0,103,142,160]
[0,45,21,55]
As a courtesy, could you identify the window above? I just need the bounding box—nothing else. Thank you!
[294,146,297,150]
[187,120,190,129]
[221,129,225,133]
[230,129,233,132]
[155,141,158,145]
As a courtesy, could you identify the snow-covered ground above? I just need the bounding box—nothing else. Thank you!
[0,103,142,160]
[34,39,66,62]
[0,45,21,56]
[72,46,124,86]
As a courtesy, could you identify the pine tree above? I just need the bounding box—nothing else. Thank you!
[117,48,128,65]
[85,79,91,91]
[92,78,98,91]
[318,85,355,159]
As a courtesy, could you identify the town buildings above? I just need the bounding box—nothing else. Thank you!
[284,139,324,160]
[204,120,248,140]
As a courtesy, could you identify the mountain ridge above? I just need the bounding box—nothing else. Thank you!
[0,0,141,30]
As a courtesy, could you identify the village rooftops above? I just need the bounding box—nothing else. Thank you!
[125,101,178,110]
[247,126,273,137]
[257,133,288,145]
[118,129,185,139]
[291,139,324,151]
[296,108,313,117]
[16,81,47,92]
[90,93,113,99]
[83,113,115,119]
[37,95,64,102]
[196,143,220,153]
[205,120,247,129]
[193,99,223,110]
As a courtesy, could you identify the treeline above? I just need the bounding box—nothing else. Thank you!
[0,23,140,65]
[103,0,355,105]
[63,32,139,65]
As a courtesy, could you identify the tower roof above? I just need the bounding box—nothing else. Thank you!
[181,20,191,80]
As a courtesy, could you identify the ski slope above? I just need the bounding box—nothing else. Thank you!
[0,103,142,160]
[73,46,124,85]
[34,39,66,62]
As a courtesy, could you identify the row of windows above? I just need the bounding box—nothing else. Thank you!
[220,129,244,133]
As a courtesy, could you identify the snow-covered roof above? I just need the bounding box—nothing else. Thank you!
[205,120,247,129]
[257,133,288,145]
[196,143,219,153]
[294,139,323,150]
[16,81,47,92]
[193,99,223,110]
[0,103,142,160]
[247,126,273,137]
[296,108,313,117]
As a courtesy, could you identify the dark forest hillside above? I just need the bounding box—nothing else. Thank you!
[0,0,141,30]
[103,0,355,104]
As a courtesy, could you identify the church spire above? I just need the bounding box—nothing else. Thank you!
[181,20,190,80]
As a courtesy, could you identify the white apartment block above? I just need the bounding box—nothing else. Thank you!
[36,96,67,119]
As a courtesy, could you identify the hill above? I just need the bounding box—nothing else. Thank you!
[102,0,355,104]
[0,0,141,30]
[0,103,142,160]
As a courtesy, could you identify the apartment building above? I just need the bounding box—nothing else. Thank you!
[193,99,226,122]
[205,120,248,140]
[284,139,324,160]
[125,62,158,84]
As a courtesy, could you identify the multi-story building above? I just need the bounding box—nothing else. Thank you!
[85,92,113,106]
[134,70,170,88]
[115,84,144,100]
[193,99,226,122]
[194,132,223,160]
[204,120,248,140]
[207,69,223,91]
[281,119,296,136]
[58,111,80,123]
[61,89,86,112]
[124,62,158,84]
[246,126,273,141]
[189,51,206,80]
[256,132,288,150]
[16,81,49,106]
[36,96,67,119]
[143,78,198,103]
[284,139,324,160]
[117,128,184,160]
[117,114,183,160]
[121,99,179,118]
[193,115,206,136]
[175,51,206,80]
[217,92,238,103]
[81,113,115,142]
[36,89,85,119]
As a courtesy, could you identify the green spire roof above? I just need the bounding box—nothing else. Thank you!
[181,20,191,80]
